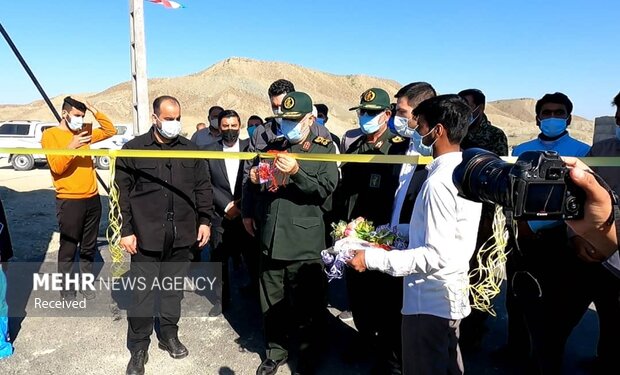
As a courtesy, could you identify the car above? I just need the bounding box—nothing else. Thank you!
[90,124,134,170]
[0,120,58,171]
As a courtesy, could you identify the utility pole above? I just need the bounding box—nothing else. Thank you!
[129,0,149,135]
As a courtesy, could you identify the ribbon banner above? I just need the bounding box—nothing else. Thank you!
[3,147,620,166]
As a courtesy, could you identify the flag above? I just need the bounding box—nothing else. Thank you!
[148,0,185,9]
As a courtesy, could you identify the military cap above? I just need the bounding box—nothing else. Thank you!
[349,88,390,111]
[273,92,313,120]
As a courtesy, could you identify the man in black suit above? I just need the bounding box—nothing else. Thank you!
[202,109,255,317]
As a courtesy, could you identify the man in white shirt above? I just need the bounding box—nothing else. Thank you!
[390,82,436,234]
[349,94,482,375]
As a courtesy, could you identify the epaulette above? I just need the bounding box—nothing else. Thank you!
[390,136,406,143]
[313,136,332,146]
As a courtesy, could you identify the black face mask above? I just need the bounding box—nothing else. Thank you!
[221,129,240,144]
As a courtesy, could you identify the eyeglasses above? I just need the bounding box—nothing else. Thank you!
[357,109,385,117]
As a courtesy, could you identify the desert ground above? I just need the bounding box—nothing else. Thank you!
[0,159,601,374]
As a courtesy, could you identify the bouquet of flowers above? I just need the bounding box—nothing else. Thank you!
[321,217,407,281]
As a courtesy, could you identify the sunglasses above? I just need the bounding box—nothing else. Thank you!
[357,108,385,117]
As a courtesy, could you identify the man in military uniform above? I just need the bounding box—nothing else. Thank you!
[338,88,408,374]
[242,92,338,375]
[242,79,333,237]
[458,89,508,156]
[457,89,509,352]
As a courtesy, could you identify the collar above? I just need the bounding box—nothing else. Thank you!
[425,151,462,172]
[222,140,240,150]
[144,126,187,147]
[537,131,569,144]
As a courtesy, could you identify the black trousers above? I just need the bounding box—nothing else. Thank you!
[402,314,463,375]
[259,257,326,368]
[210,217,256,305]
[346,268,403,374]
[55,195,102,288]
[126,223,190,352]
[505,226,608,374]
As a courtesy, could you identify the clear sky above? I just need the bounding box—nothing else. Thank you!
[1,0,618,119]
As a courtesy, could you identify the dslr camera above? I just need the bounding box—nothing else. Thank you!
[453,148,585,220]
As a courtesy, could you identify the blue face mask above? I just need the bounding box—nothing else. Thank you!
[247,126,256,139]
[540,117,568,138]
[359,113,384,134]
[616,126,620,141]
[387,116,396,133]
[316,118,325,126]
[280,119,304,143]
[411,128,436,156]
[393,115,416,138]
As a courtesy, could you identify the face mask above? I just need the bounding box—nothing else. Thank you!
[387,116,396,133]
[280,119,304,143]
[247,126,256,139]
[411,128,437,156]
[272,108,283,125]
[156,118,182,139]
[616,126,620,141]
[221,129,239,144]
[66,114,83,131]
[209,118,219,130]
[540,117,568,138]
[393,115,416,138]
[358,112,384,134]
[316,118,325,126]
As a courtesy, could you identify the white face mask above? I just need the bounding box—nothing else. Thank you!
[209,118,219,130]
[156,117,182,139]
[66,114,83,131]
[393,115,416,138]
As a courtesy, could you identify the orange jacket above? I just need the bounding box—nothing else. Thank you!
[41,112,117,199]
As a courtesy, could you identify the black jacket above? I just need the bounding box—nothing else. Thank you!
[115,128,214,252]
[0,197,13,262]
[202,138,249,229]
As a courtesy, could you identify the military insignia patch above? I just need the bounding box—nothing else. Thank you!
[391,136,405,143]
[369,174,381,188]
[302,141,311,151]
[283,96,295,110]
[363,90,376,102]
[313,136,331,146]
[374,140,384,149]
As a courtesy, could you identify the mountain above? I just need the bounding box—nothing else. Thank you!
[0,57,594,147]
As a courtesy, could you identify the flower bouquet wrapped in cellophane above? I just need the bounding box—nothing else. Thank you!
[321,217,407,281]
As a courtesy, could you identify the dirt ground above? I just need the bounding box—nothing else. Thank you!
[0,160,601,374]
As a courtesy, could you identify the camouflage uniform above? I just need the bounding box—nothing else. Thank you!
[460,114,508,156]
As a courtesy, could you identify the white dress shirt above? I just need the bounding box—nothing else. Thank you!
[365,151,482,320]
[223,140,240,194]
[390,141,419,231]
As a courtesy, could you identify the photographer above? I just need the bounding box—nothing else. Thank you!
[559,93,620,373]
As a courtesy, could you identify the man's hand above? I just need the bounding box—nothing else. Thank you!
[120,235,138,255]
[274,154,299,175]
[243,218,256,237]
[249,167,260,184]
[347,250,367,272]
[68,130,92,149]
[563,157,617,259]
[197,225,211,247]
[571,235,606,263]
[224,202,241,220]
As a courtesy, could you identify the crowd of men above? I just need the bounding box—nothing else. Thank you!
[0,82,617,375]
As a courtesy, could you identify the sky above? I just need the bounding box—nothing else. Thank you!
[0,0,618,119]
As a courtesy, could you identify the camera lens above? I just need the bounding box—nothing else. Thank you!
[453,148,514,207]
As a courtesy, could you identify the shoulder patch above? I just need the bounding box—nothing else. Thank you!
[390,136,405,143]
[313,136,332,147]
